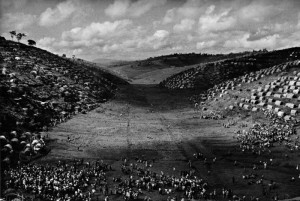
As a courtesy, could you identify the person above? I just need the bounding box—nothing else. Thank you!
[188,160,192,168]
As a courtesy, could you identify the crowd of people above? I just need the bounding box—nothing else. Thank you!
[235,108,299,155]
[2,38,300,201]
[4,155,245,201]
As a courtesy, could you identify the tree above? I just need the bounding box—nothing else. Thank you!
[27,39,36,46]
[9,31,16,41]
[16,33,26,42]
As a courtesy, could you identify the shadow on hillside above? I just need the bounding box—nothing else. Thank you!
[114,84,202,111]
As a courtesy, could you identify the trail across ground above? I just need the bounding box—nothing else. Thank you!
[37,84,300,200]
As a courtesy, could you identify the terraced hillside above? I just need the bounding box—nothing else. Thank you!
[191,60,300,119]
[0,37,127,162]
[186,60,300,200]
[160,48,300,90]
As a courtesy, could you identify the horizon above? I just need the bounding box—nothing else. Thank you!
[1,0,300,61]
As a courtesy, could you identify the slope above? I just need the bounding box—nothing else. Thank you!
[160,48,300,90]
[0,37,127,137]
[101,52,249,84]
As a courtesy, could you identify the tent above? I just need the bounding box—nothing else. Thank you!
[11,138,19,143]
[266,92,273,97]
[229,105,235,110]
[278,111,285,117]
[4,144,12,150]
[0,135,7,143]
[252,107,258,112]
[274,108,281,113]
[243,104,250,110]
[284,115,291,121]
[275,100,283,106]
[293,90,300,95]
[258,102,266,107]
[289,81,296,86]
[0,135,6,140]
[286,93,296,99]
[24,132,32,136]
[10,131,17,137]
[274,94,282,98]
[286,103,296,108]
[291,110,298,116]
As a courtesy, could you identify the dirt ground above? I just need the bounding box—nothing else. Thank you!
[36,84,300,201]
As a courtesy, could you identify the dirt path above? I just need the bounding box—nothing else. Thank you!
[37,84,300,200]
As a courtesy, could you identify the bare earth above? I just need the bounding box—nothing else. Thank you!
[37,84,300,200]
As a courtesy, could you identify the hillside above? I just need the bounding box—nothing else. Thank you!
[0,38,127,137]
[191,59,300,118]
[2,37,300,200]
[160,48,300,90]
[93,58,131,67]
[102,52,249,84]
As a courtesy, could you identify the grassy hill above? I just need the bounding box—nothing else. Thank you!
[160,48,300,91]
[98,52,250,84]
[0,38,127,135]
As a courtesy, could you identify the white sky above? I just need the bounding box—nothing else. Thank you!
[1,0,300,61]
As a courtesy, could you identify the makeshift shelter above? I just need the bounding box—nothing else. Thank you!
[251,100,259,104]
[286,93,296,99]
[289,81,296,86]
[229,105,235,110]
[243,104,250,110]
[293,89,300,95]
[266,92,273,97]
[284,115,291,121]
[274,108,281,113]
[267,105,273,110]
[252,107,258,112]
[258,102,267,107]
[274,94,282,98]
[278,111,285,117]
[291,110,298,116]
[251,96,258,100]
[286,103,296,108]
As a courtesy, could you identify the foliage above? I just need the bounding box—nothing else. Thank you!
[9,31,16,40]
[27,39,36,46]
[16,33,26,42]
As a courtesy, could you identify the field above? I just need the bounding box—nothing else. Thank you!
[37,83,300,201]
[103,63,196,84]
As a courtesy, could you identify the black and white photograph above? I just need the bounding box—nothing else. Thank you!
[1,0,300,200]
